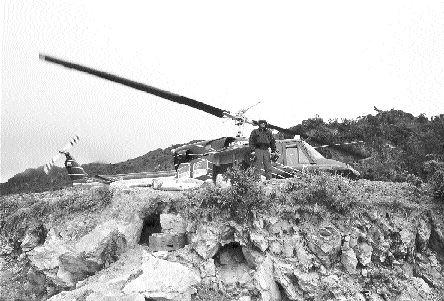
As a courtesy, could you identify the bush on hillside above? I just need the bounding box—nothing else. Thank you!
[183,165,266,223]
[275,172,359,217]
[424,160,444,202]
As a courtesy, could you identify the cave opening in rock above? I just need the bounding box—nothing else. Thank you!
[139,213,161,245]
[212,242,246,266]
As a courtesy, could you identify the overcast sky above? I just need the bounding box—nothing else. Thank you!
[2,0,444,182]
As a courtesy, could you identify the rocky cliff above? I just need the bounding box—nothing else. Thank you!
[1,173,443,301]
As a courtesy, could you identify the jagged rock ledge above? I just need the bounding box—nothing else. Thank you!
[0,175,443,301]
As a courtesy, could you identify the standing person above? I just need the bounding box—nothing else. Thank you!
[249,120,276,180]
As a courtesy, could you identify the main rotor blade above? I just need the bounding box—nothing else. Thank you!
[39,54,227,118]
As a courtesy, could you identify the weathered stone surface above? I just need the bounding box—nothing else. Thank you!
[242,247,265,268]
[199,259,216,277]
[28,229,73,270]
[306,224,342,268]
[416,218,432,252]
[414,254,444,290]
[86,293,146,301]
[149,233,186,251]
[293,269,320,293]
[190,225,220,259]
[269,220,292,235]
[321,274,360,301]
[57,230,126,286]
[57,252,102,286]
[273,258,304,301]
[341,248,358,274]
[48,246,146,301]
[160,213,187,234]
[21,224,46,252]
[123,253,201,300]
[76,220,134,254]
[282,235,297,257]
[354,242,373,267]
[217,263,252,286]
[250,230,269,252]
[269,240,283,255]
[253,256,281,301]
[394,277,438,301]
[430,214,444,263]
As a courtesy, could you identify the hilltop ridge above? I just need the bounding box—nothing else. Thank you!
[1,109,443,196]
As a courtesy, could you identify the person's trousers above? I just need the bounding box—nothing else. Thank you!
[254,148,272,180]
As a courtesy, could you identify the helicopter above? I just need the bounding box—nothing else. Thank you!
[39,54,365,182]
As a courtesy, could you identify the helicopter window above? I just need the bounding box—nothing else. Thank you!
[301,141,325,160]
[285,148,299,166]
[298,148,310,164]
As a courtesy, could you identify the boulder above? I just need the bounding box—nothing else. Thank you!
[190,225,220,259]
[28,229,73,271]
[160,214,187,234]
[123,253,201,301]
[57,252,102,286]
[341,248,358,274]
[416,218,431,252]
[149,233,186,252]
[394,277,437,301]
[57,230,127,286]
[199,259,216,278]
[269,240,283,255]
[76,218,139,252]
[430,214,444,263]
[47,246,146,301]
[250,230,269,252]
[306,224,342,268]
[269,220,292,235]
[21,224,47,252]
[273,258,304,301]
[293,269,320,293]
[414,254,444,290]
[253,256,281,301]
[355,242,373,267]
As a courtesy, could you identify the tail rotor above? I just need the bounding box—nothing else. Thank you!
[43,135,80,174]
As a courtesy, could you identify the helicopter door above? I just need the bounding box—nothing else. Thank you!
[285,146,310,166]
[177,163,191,179]
[191,159,210,179]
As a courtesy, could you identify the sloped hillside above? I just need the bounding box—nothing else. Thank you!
[1,172,443,301]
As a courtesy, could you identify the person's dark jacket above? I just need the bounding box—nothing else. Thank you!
[249,128,276,152]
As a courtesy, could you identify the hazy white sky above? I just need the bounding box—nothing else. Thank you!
[2,0,444,182]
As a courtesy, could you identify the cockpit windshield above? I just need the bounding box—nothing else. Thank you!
[302,141,325,160]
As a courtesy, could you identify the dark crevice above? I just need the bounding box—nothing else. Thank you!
[212,242,245,266]
[139,213,161,245]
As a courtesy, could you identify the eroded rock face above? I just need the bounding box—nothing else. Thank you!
[122,252,201,301]
[28,223,130,288]
[21,224,47,252]
[3,180,444,301]
[306,223,342,268]
[189,224,222,259]
[253,256,281,301]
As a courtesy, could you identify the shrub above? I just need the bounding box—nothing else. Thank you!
[424,160,444,202]
[276,172,358,215]
[183,165,266,223]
